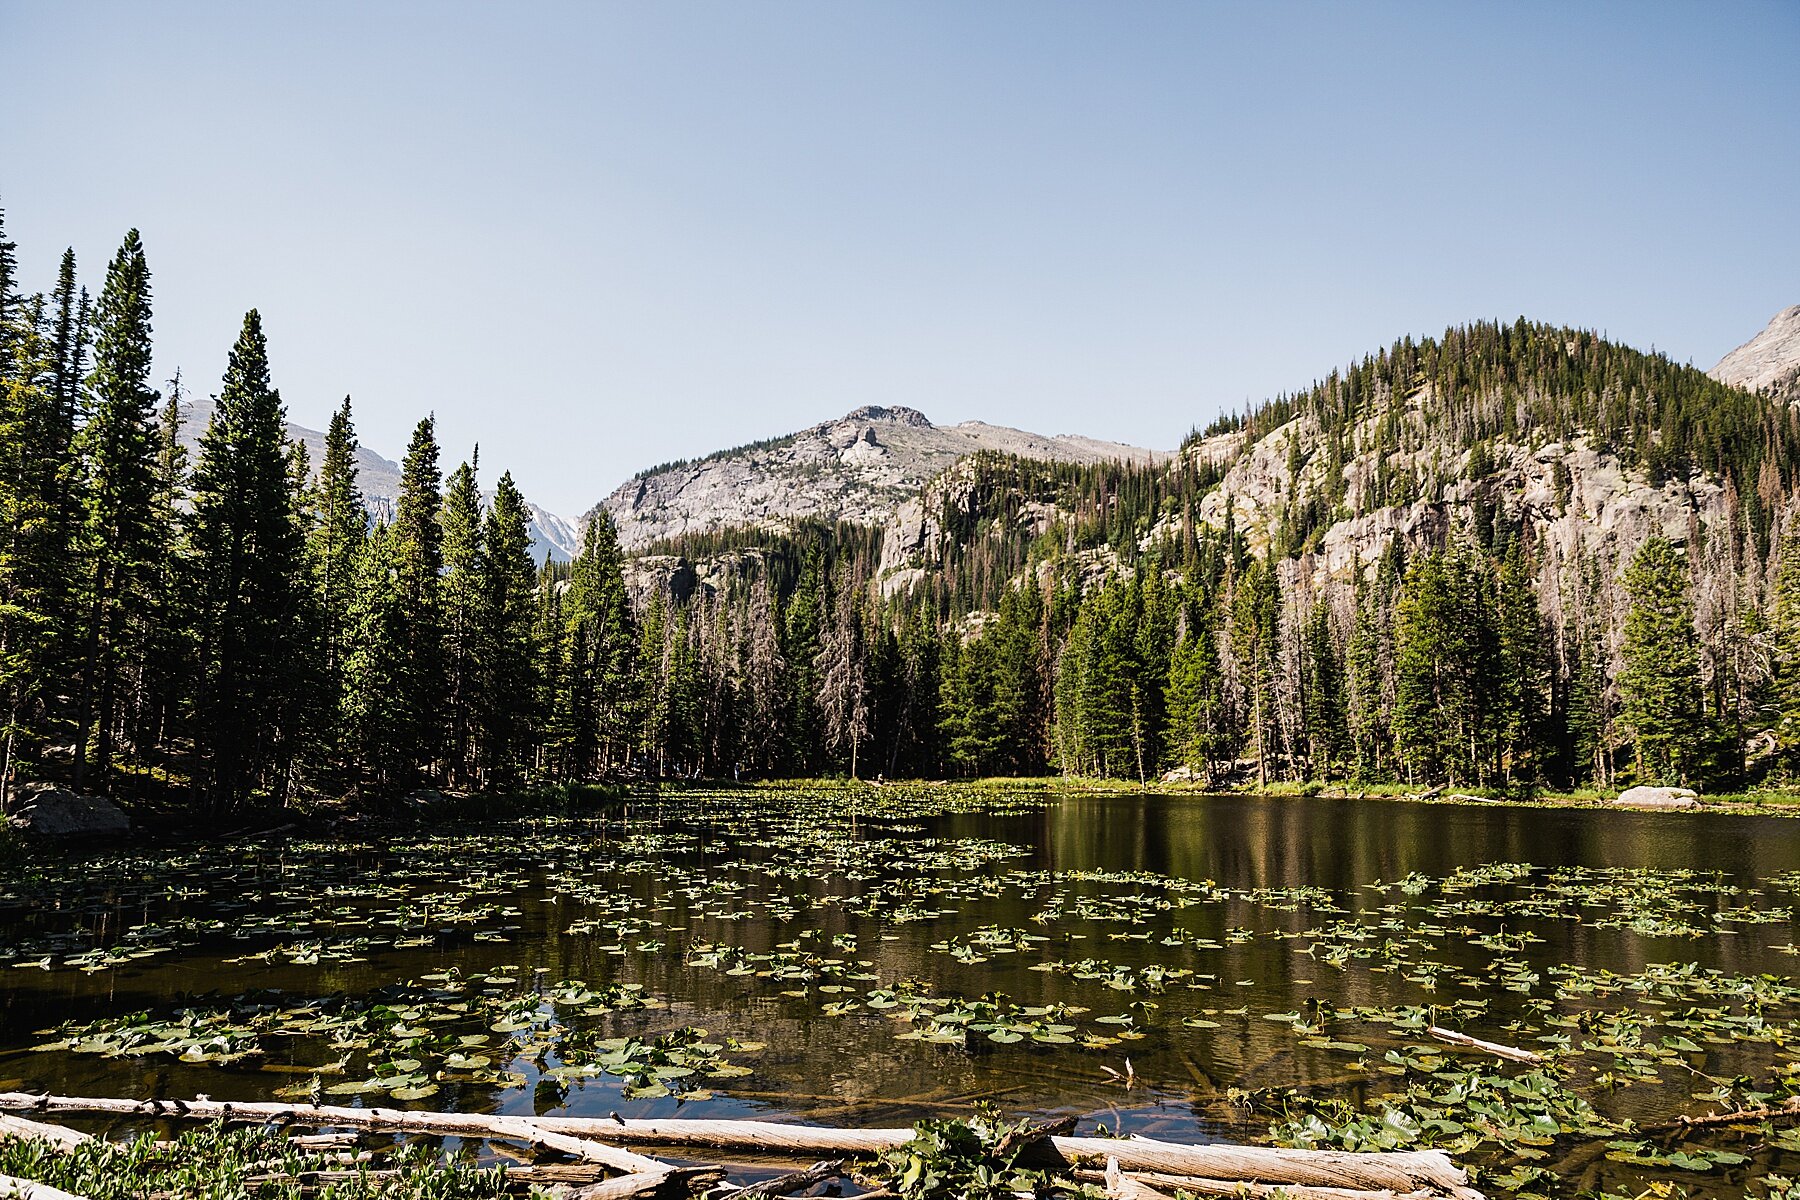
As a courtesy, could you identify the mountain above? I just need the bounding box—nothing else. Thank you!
[589,404,1169,551]
[178,397,582,563]
[1161,320,1789,585]
[1710,304,1800,401]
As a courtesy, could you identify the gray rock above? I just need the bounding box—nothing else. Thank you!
[1613,786,1701,810]
[589,406,1167,554]
[6,783,132,837]
[1710,305,1800,395]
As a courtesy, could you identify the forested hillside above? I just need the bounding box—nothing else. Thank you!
[4,209,1799,815]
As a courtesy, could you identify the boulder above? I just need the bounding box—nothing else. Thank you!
[1613,786,1701,810]
[1161,766,1199,783]
[5,782,132,837]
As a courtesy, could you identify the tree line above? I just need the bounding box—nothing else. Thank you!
[3,212,1797,812]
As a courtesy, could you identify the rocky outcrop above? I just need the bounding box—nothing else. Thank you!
[1613,786,1701,810]
[1711,305,1800,397]
[592,406,1168,552]
[1181,409,1723,586]
[5,783,132,837]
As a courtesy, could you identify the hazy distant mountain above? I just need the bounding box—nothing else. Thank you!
[1711,304,1800,401]
[178,397,581,564]
[589,405,1169,550]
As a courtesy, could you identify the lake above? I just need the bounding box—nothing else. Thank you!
[3,787,1798,1198]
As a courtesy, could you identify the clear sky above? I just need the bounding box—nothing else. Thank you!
[3,2,1797,516]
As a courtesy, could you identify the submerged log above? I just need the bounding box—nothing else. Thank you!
[1425,1025,1545,1065]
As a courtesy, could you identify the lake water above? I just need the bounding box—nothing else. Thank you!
[3,788,1798,1197]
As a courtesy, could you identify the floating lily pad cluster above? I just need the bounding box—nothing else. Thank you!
[6,786,1800,1199]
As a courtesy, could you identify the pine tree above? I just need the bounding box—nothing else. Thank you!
[0,299,57,806]
[307,397,364,779]
[1164,617,1221,777]
[815,568,871,778]
[472,471,538,789]
[385,418,448,779]
[135,377,192,774]
[564,510,636,773]
[187,310,314,812]
[1301,600,1346,779]
[783,546,825,773]
[741,573,788,776]
[345,522,415,790]
[1770,528,1800,759]
[1619,535,1704,785]
[1230,559,1279,787]
[71,231,161,790]
[439,454,483,785]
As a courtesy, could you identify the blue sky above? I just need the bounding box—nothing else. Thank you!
[3,2,1797,515]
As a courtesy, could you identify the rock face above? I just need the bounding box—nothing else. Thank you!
[591,407,1169,552]
[1182,411,1723,583]
[1711,305,1800,399]
[1613,786,1701,810]
[5,782,132,837]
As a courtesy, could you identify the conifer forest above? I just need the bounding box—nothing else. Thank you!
[4,215,1800,816]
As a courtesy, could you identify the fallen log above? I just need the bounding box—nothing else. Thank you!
[0,1177,90,1200]
[514,1113,1474,1194]
[1049,1135,1476,1198]
[1668,1094,1800,1130]
[562,1167,725,1200]
[0,1093,665,1176]
[0,1094,1480,1199]
[1426,1026,1544,1066]
[1080,1167,1440,1199]
[0,1115,92,1151]
[1104,1156,1174,1199]
[718,1160,845,1198]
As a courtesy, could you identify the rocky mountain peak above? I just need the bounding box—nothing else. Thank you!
[1711,304,1800,397]
[842,405,933,428]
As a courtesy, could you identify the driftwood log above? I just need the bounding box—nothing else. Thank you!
[1082,1165,1442,1199]
[0,1177,90,1200]
[0,1092,1481,1199]
[0,1116,92,1152]
[1425,1026,1545,1066]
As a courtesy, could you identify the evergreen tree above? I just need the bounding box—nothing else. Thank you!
[1230,559,1280,787]
[1619,536,1704,785]
[564,510,636,773]
[1164,618,1221,777]
[0,299,57,806]
[71,231,161,790]
[472,472,539,789]
[1770,528,1800,759]
[439,455,483,785]
[135,378,192,775]
[187,310,313,812]
[306,397,365,780]
[345,523,415,791]
[816,568,871,777]
[1301,600,1346,778]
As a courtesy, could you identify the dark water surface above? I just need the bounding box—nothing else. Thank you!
[2,788,1798,1196]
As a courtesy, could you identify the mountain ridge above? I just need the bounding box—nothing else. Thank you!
[589,405,1170,551]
